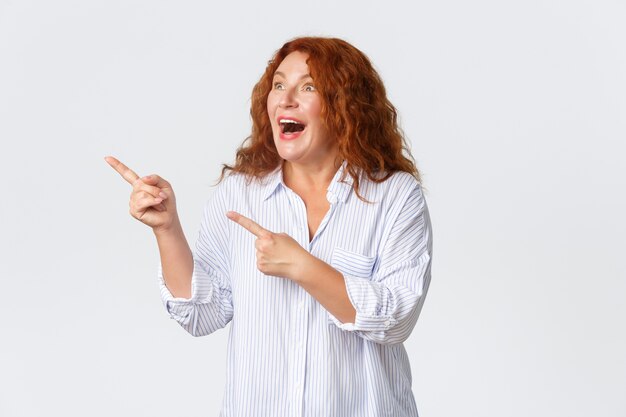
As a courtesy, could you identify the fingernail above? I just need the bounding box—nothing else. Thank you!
[159,192,167,199]
[155,198,163,203]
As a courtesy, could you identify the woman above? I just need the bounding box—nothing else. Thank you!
[106,36,432,417]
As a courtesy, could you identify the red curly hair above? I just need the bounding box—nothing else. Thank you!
[219,36,421,199]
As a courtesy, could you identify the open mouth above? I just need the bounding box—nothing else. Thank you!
[279,118,306,135]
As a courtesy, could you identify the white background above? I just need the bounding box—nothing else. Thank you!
[1,0,624,416]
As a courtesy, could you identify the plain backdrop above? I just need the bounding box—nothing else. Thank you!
[1,0,624,416]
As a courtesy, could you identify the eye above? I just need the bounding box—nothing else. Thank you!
[273,81,285,90]
[303,84,316,92]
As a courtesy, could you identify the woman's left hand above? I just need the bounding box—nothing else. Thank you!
[226,211,311,280]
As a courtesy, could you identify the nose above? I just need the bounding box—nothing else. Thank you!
[279,88,298,109]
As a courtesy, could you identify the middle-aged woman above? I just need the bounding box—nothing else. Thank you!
[106,36,433,417]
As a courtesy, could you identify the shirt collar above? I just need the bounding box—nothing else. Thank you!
[260,165,284,201]
[261,160,355,204]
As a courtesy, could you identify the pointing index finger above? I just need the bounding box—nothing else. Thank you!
[104,156,140,185]
[226,211,268,237]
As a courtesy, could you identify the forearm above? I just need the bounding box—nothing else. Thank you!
[293,255,356,324]
[154,219,193,299]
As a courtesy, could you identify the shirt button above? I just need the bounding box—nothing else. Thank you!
[384,319,391,326]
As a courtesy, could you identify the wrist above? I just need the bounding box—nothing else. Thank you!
[290,251,316,284]
[153,218,182,238]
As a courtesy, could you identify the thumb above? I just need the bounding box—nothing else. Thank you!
[141,174,169,187]
[142,174,169,188]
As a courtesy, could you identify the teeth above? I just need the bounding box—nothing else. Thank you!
[280,119,300,124]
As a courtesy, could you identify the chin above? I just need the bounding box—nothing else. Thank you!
[277,151,303,162]
[274,140,306,161]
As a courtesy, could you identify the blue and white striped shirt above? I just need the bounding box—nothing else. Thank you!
[158,160,433,417]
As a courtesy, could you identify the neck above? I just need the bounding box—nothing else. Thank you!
[282,158,343,192]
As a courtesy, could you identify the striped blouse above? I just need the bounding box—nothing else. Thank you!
[158,160,433,417]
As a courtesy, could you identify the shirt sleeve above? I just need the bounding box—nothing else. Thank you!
[158,181,234,337]
[328,182,433,345]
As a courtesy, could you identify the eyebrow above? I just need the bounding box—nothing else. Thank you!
[273,71,313,81]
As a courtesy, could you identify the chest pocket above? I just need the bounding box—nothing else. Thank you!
[330,247,376,279]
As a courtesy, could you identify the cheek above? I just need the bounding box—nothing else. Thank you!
[302,97,323,123]
[310,97,323,117]
[266,98,273,114]
[266,96,278,131]
[307,100,330,139]
[266,92,279,113]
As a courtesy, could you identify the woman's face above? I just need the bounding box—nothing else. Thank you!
[267,51,336,167]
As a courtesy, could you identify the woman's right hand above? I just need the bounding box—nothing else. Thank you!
[104,156,178,233]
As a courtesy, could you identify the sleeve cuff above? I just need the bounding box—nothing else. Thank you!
[327,274,398,332]
[158,257,217,323]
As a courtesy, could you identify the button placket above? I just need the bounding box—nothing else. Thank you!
[289,292,309,417]
[285,190,309,248]
[290,191,308,244]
